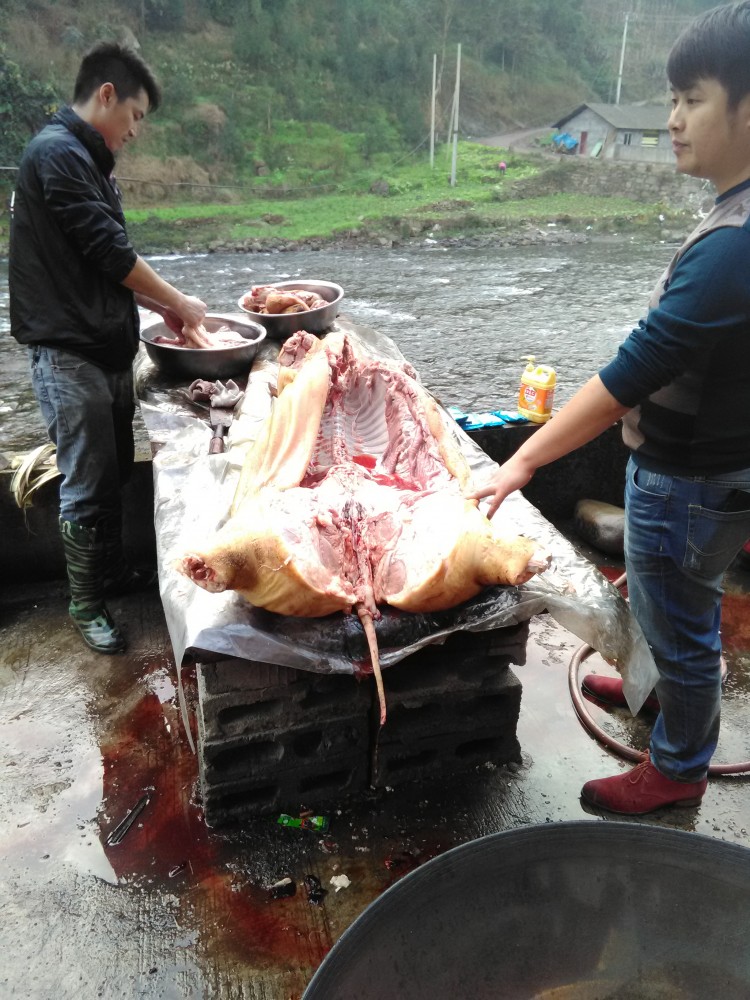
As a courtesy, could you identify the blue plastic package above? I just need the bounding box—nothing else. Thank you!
[462,411,508,430]
[446,405,469,427]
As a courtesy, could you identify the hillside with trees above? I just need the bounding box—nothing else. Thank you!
[0,0,719,207]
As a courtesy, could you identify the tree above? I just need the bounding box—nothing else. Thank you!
[0,49,59,167]
[233,0,276,67]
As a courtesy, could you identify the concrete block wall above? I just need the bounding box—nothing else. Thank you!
[196,622,529,826]
[197,661,371,825]
[370,626,524,787]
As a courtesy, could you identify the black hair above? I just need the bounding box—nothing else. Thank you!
[668,1,750,109]
[73,41,161,113]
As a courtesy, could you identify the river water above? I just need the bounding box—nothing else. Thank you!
[0,235,676,458]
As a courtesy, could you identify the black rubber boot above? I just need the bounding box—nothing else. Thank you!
[100,510,158,597]
[60,519,126,654]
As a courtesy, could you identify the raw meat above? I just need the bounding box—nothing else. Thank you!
[179,330,549,719]
[153,322,248,349]
[240,285,327,315]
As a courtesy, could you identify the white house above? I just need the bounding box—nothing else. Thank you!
[552,103,672,164]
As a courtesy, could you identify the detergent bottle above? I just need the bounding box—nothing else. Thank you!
[517,356,556,423]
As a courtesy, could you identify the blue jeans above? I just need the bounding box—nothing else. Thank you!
[625,456,750,781]
[30,346,135,525]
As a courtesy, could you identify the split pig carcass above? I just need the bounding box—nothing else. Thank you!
[179,330,549,721]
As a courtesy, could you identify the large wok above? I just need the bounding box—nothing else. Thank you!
[303,821,750,999]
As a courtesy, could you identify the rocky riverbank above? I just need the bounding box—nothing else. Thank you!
[0,220,686,260]
[117,211,686,258]
[3,151,699,259]
[164,221,591,256]
[0,216,681,260]
[0,149,701,259]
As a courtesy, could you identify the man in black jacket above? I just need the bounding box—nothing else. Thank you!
[10,42,207,654]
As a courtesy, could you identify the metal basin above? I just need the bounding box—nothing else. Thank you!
[303,821,750,999]
[140,313,266,380]
[237,279,344,339]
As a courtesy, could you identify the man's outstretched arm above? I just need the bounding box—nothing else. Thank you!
[468,375,631,518]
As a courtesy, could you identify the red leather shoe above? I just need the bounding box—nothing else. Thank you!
[582,673,660,713]
[581,758,707,815]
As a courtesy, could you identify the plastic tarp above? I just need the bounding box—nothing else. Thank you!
[135,315,658,720]
[552,132,579,151]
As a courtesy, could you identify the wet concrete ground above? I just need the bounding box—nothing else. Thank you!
[2,554,750,999]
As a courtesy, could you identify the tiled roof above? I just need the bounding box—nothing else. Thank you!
[553,102,669,131]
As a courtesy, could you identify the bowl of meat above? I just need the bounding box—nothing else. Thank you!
[140,313,267,380]
[237,280,344,339]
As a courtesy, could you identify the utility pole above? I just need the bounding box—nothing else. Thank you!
[450,43,461,187]
[430,54,437,169]
[615,12,631,105]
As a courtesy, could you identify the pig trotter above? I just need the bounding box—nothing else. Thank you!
[181,554,226,593]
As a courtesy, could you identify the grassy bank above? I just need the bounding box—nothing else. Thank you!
[123,143,694,253]
[126,188,677,253]
[1,143,694,255]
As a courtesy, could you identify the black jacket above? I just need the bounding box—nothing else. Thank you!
[9,106,140,371]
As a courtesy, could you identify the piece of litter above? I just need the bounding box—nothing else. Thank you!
[269,876,296,900]
[304,874,327,906]
[277,812,330,834]
[330,874,351,892]
[106,793,151,846]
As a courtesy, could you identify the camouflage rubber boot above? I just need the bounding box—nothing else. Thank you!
[100,510,158,597]
[60,519,126,654]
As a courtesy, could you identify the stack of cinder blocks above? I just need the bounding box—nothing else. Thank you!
[196,622,528,826]
[371,625,526,787]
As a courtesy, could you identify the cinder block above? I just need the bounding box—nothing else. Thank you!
[195,622,529,823]
[200,754,369,827]
[371,666,523,787]
[383,621,528,673]
[381,627,527,705]
[199,715,369,785]
[196,707,371,826]
[197,659,370,742]
[371,722,522,787]
[380,677,522,740]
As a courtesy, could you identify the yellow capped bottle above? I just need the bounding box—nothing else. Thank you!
[517,356,556,423]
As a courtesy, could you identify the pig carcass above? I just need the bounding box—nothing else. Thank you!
[180,330,549,720]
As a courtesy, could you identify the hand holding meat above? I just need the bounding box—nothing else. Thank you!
[153,321,250,349]
[148,294,210,345]
[162,308,185,337]
[177,293,208,328]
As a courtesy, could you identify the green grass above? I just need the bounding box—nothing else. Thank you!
[122,142,686,250]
